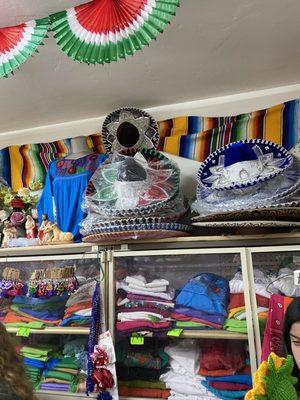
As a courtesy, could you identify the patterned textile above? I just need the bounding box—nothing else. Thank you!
[0,134,105,192]
[157,100,300,161]
[1,100,299,190]
[261,294,292,362]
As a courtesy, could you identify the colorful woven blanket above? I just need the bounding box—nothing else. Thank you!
[157,100,299,161]
[1,100,299,191]
[0,134,105,191]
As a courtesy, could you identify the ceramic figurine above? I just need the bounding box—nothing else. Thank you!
[37,214,52,244]
[1,220,17,248]
[41,222,74,244]
[25,215,37,239]
[49,223,74,243]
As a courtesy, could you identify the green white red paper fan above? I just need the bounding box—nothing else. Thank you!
[0,18,49,78]
[50,0,180,65]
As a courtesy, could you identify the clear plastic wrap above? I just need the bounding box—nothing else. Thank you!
[80,193,190,237]
[80,149,191,240]
[193,156,300,216]
[82,149,181,216]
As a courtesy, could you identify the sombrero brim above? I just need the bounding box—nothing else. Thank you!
[82,223,192,243]
[192,204,300,223]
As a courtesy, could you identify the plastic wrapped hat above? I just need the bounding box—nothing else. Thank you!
[86,148,180,215]
[199,139,293,191]
[80,148,191,241]
[102,108,159,153]
[245,352,297,400]
[193,140,300,217]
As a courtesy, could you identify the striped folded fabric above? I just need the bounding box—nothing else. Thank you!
[1,100,299,191]
[157,100,299,161]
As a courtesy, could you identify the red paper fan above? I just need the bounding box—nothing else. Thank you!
[51,0,180,64]
[0,18,49,78]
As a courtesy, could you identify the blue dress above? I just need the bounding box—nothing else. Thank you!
[37,153,107,241]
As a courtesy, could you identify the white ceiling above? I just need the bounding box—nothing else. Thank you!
[1,0,300,134]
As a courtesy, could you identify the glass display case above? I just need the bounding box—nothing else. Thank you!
[0,248,105,400]
[108,247,257,400]
[246,245,300,363]
[0,236,299,400]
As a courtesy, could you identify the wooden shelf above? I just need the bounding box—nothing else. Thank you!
[0,232,298,256]
[121,330,248,340]
[91,232,300,249]
[180,329,247,340]
[37,390,96,398]
[7,326,90,335]
[0,242,95,257]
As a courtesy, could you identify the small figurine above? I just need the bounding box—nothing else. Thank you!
[25,215,37,239]
[50,223,74,243]
[41,222,74,244]
[37,214,52,244]
[1,220,17,248]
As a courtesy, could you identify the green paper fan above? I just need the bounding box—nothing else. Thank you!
[0,18,49,78]
[50,0,180,65]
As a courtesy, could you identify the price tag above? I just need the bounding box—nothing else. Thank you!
[167,329,183,337]
[16,327,30,337]
[130,335,144,345]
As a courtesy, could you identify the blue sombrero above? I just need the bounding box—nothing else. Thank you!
[198,139,293,190]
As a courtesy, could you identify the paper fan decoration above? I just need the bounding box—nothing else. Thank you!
[50,0,180,65]
[0,18,49,78]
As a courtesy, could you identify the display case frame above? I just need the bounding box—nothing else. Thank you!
[108,246,258,375]
[0,245,107,400]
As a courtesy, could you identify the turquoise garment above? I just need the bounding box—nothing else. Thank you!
[37,153,107,241]
[202,381,247,400]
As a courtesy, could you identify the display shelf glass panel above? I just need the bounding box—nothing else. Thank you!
[110,248,256,400]
[0,254,104,398]
[248,246,300,362]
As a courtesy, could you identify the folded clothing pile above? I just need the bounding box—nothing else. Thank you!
[40,356,80,392]
[224,269,272,334]
[60,280,95,327]
[62,338,89,393]
[173,273,229,331]
[20,345,60,390]
[116,275,174,335]
[4,295,68,328]
[199,340,252,400]
[160,340,217,400]
[117,340,169,398]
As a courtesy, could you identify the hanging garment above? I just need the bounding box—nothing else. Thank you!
[261,293,293,361]
[37,153,107,241]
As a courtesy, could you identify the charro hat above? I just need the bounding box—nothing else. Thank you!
[198,139,293,191]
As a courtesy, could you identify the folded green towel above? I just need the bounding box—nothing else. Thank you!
[43,370,78,383]
[224,318,247,333]
[56,357,79,370]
